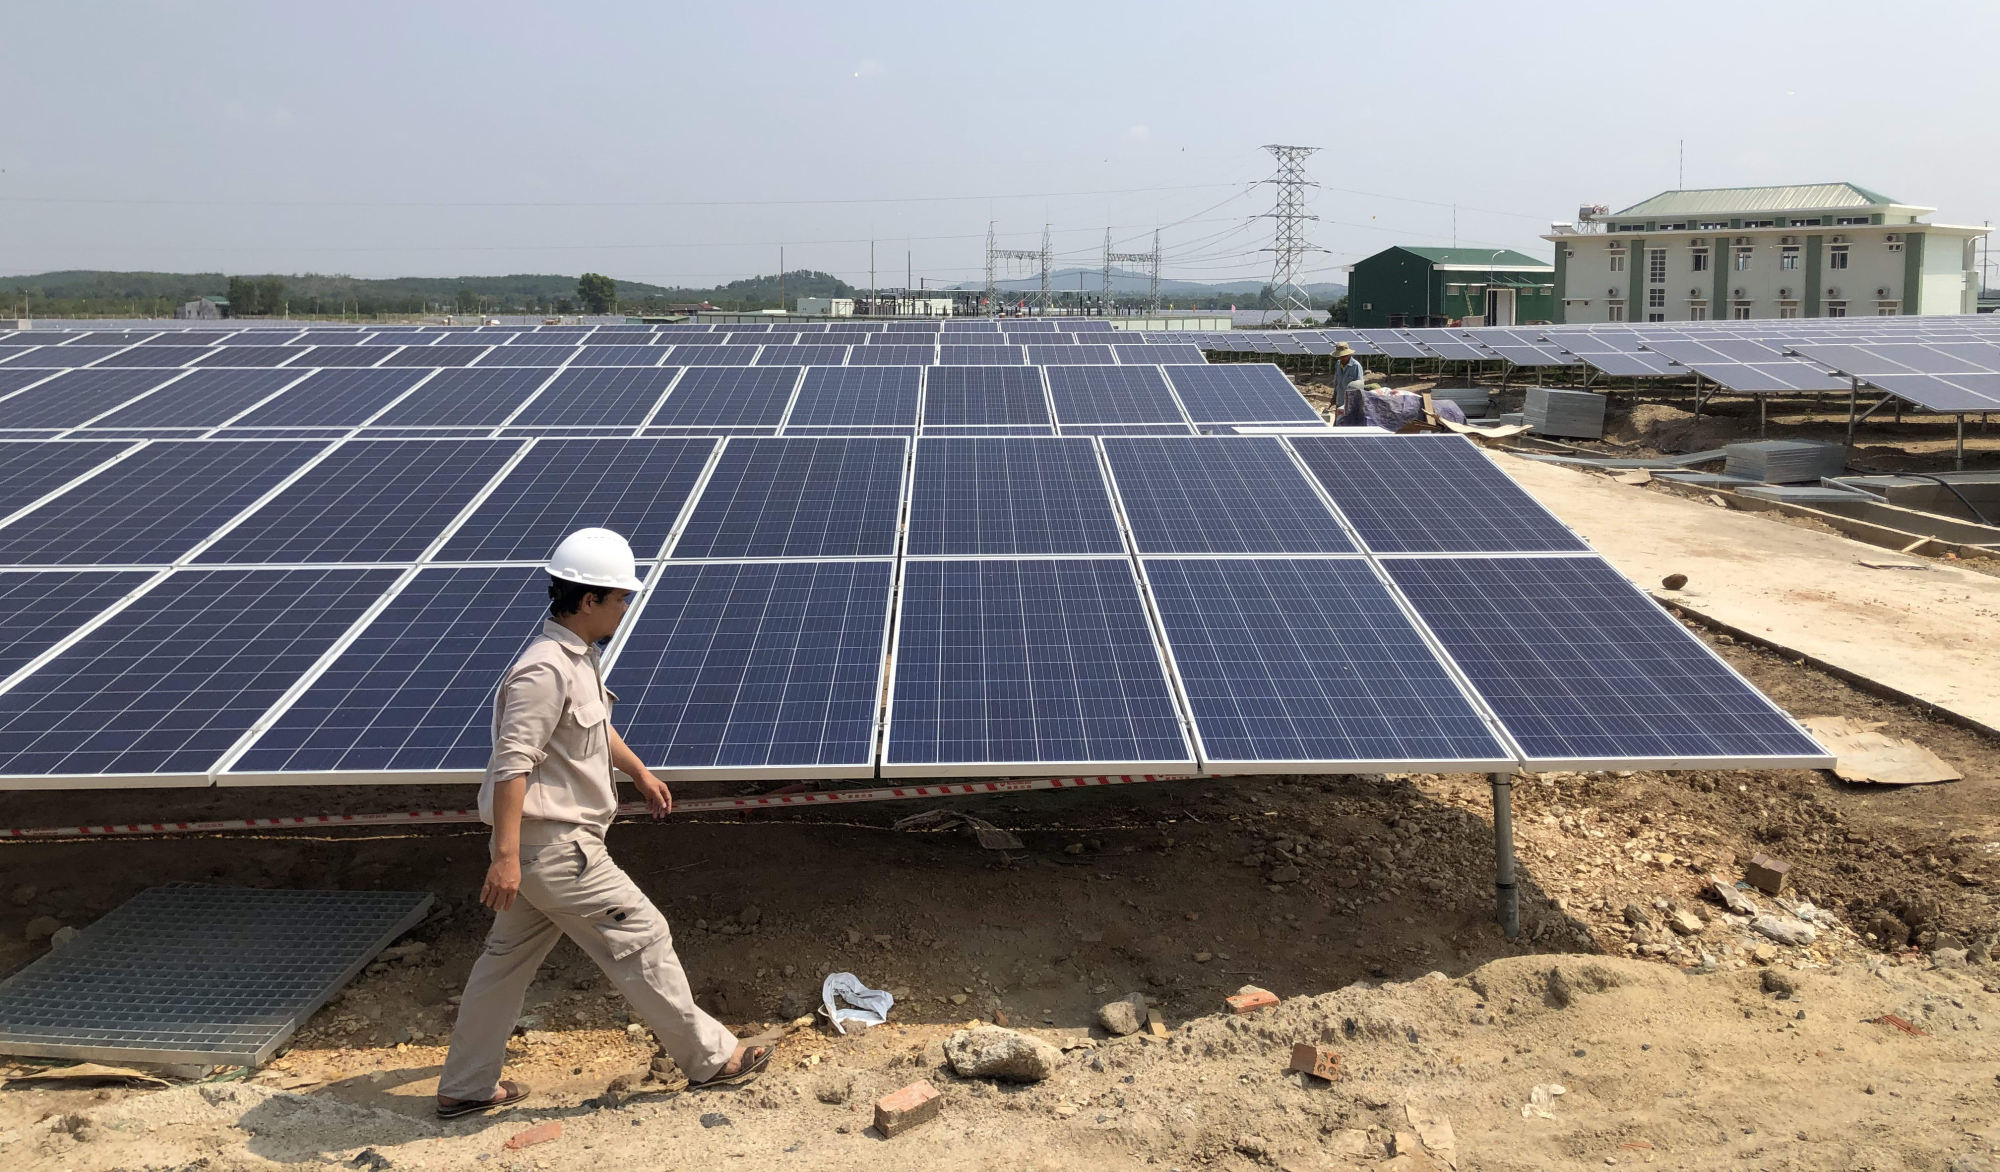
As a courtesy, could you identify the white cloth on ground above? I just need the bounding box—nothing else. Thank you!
[821,972,895,1035]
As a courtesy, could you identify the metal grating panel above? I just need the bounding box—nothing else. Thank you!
[0,884,432,1066]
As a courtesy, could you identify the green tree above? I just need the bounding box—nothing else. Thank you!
[226,276,257,316]
[576,272,616,314]
[258,277,287,316]
[457,287,478,313]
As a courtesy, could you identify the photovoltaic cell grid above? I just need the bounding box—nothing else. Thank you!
[1045,366,1185,425]
[671,437,904,559]
[230,567,549,776]
[907,437,1123,556]
[221,369,431,429]
[82,369,308,429]
[194,439,518,564]
[923,367,1049,426]
[785,367,921,429]
[0,571,155,678]
[368,368,552,427]
[0,441,137,509]
[1144,559,1508,769]
[1386,557,1832,768]
[507,367,682,428]
[886,559,1191,772]
[2,371,182,429]
[438,437,715,561]
[1102,437,1353,554]
[608,561,892,774]
[1161,364,1320,424]
[0,884,432,1065]
[0,440,328,566]
[646,367,799,428]
[0,568,397,779]
[1289,434,1588,554]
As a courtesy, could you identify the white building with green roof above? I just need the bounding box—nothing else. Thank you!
[1545,184,1988,323]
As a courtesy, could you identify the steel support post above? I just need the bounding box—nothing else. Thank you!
[1490,771,1520,939]
[1958,415,1967,471]
[1845,377,1859,452]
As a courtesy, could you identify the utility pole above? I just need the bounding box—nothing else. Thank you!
[870,240,876,317]
[778,246,784,314]
[1040,223,1052,315]
[1104,226,1163,318]
[1260,144,1323,327]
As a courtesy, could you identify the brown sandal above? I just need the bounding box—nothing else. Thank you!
[436,1079,531,1119]
[688,1046,771,1090]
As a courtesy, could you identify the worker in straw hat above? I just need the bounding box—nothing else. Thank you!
[1331,341,1366,409]
[436,528,771,1118]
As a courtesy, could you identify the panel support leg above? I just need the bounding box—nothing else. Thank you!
[1845,377,1859,454]
[1759,394,1766,438]
[1490,771,1520,939]
[1958,414,1967,472]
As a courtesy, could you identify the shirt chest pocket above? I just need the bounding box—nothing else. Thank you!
[558,695,608,755]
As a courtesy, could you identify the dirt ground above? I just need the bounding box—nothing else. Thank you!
[1,621,1998,1171]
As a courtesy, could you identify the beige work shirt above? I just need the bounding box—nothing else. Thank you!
[481,620,621,833]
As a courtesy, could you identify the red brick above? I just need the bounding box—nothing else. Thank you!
[1227,987,1279,1014]
[1289,1042,1341,1081]
[1746,852,1791,894]
[873,1080,942,1138]
[502,1121,562,1150]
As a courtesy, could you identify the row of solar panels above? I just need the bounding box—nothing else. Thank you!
[0,433,1830,786]
[0,340,1211,370]
[0,364,1321,436]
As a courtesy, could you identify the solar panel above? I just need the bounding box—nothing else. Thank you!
[1102,436,1352,553]
[381,345,488,368]
[1161,364,1319,423]
[0,346,128,368]
[0,440,328,566]
[194,439,518,564]
[291,345,400,368]
[291,331,373,346]
[661,345,758,366]
[885,559,1191,773]
[227,566,548,777]
[646,367,800,429]
[1046,366,1184,425]
[84,369,308,429]
[223,369,432,429]
[0,570,156,679]
[940,345,1025,366]
[0,440,135,511]
[754,345,850,367]
[367,368,554,427]
[1385,556,1831,768]
[1288,434,1588,554]
[0,370,181,429]
[1641,338,1848,394]
[921,424,1055,437]
[671,437,904,559]
[1788,342,2000,412]
[609,560,892,776]
[784,367,921,429]
[367,331,441,346]
[436,437,715,561]
[184,346,304,369]
[137,333,236,346]
[1060,423,1194,436]
[922,366,1049,426]
[848,345,937,366]
[567,345,666,368]
[505,366,680,428]
[1113,345,1208,364]
[1144,558,1509,769]
[0,567,397,781]
[473,345,583,367]
[907,437,1123,555]
[1028,345,1115,365]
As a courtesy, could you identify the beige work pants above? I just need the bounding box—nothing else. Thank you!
[438,821,737,1099]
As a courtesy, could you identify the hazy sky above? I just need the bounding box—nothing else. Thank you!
[4,1,1994,289]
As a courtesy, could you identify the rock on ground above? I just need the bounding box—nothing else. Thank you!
[1097,993,1146,1036]
[943,1026,1061,1082]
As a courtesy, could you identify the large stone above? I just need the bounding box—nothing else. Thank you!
[24,916,60,943]
[1097,994,1146,1037]
[1751,915,1816,947]
[944,1026,1061,1083]
[1667,909,1705,936]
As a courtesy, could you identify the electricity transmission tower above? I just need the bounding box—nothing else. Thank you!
[1259,144,1322,326]
[1102,228,1162,316]
[985,222,1052,316]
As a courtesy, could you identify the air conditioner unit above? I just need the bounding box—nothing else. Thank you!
[1732,288,1746,298]
[1830,235,1844,244]
[1778,288,1792,299]
[1689,288,1701,297]
[1781,236,1798,246]
[1826,287,1841,299]
[1876,287,1891,298]
[1885,233,1900,243]
[1608,288,1620,297]
[1736,237,1750,245]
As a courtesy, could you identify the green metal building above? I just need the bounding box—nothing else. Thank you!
[1343,247,1556,329]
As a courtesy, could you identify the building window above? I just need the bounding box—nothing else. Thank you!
[1836,216,1868,225]
[1876,301,1901,315]
[1778,305,1800,319]
[1608,249,1626,273]
[1744,219,1775,228]
[1886,241,1904,253]
[1734,247,1753,271]
[1825,301,1848,318]
[1688,303,1709,321]
[1607,301,1626,322]
[1731,302,1753,320]
[1691,248,1710,272]
[1829,246,1850,270]
[1647,312,1665,322]
[1781,246,1800,270]
[1648,249,1666,282]
[1647,288,1665,308]
[1794,218,1821,227]
[1700,221,1730,230]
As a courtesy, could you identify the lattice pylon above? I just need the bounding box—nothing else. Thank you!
[1261,145,1321,327]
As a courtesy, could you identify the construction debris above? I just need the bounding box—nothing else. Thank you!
[1800,716,1962,786]
[873,1081,943,1138]
[889,809,1023,851]
[1745,853,1792,895]
[1289,1043,1341,1081]
[1226,986,1278,1014]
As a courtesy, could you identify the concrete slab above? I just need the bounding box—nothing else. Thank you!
[1494,452,2000,734]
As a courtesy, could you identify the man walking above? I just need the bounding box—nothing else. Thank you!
[436,528,770,1118]
[1331,341,1366,411]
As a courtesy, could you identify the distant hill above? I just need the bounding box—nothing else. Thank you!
[0,269,857,317]
[958,266,1344,307]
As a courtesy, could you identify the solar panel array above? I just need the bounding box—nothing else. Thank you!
[0,318,1827,788]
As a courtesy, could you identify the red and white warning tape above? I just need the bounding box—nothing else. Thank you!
[0,772,1205,841]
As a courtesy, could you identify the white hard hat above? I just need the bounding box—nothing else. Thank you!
[546,528,643,591]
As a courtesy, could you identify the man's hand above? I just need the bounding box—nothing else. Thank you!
[634,771,674,818]
[481,855,521,911]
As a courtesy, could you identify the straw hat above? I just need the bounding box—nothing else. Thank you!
[1332,341,1355,358]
